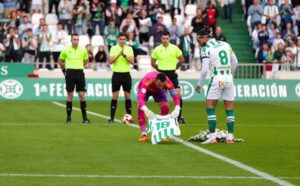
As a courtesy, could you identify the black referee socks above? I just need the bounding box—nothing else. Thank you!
[179,98,183,118]
[66,101,72,118]
[110,99,117,120]
[80,101,87,120]
[125,99,132,115]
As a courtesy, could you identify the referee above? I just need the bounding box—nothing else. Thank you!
[107,33,135,123]
[58,34,91,124]
[151,31,187,124]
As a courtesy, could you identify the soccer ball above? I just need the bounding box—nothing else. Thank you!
[121,114,134,124]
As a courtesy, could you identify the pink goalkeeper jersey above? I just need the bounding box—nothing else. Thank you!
[137,72,180,107]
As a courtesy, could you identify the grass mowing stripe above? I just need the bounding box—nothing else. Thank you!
[0,173,264,179]
[52,101,294,186]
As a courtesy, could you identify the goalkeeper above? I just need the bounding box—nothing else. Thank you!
[137,72,180,142]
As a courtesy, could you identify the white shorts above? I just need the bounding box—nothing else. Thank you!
[206,76,235,101]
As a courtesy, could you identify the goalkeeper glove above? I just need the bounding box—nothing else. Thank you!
[62,69,67,76]
[170,105,180,119]
[141,106,156,120]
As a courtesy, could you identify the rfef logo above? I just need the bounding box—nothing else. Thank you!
[0,79,23,99]
[179,81,194,100]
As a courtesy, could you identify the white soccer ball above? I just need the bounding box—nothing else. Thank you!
[121,114,134,124]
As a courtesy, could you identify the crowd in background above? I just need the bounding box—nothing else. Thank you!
[243,0,300,72]
[0,0,299,73]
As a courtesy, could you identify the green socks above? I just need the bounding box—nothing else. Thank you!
[226,110,235,133]
[206,108,216,133]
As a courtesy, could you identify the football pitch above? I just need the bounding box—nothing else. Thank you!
[0,101,299,186]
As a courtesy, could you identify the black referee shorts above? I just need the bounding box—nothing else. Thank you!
[112,72,132,92]
[158,70,180,88]
[65,69,86,92]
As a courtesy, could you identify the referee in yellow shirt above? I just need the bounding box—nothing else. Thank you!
[107,33,135,123]
[58,34,91,124]
[151,31,187,124]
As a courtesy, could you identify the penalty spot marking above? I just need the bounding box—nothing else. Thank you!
[52,101,294,186]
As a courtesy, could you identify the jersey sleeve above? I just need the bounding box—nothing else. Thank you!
[175,46,183,58]
[137,79,149,108]
[126,46,134,57]
[200,46,210,60]
[83,48,89,60]
[165,78,180,106]
[229,45,238,75]
[59,49,67,61]
[151,47,158,59]
[109,46,117,57]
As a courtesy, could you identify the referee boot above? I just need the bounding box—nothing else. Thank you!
[66,117,71,124]
[177,117,187,124]
[108,119,115,124]
[82,119,91,124]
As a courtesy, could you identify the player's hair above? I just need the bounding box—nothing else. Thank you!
[161,31,170,37]
[156,73,167,82]
[197,25,211,37]
[71,33,79,38]
[118,32,127,38]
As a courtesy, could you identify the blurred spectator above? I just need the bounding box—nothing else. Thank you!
[3,27,21,62]
[281,22,296,46]
[251,22,262,51]
[191,7,205,34]
[8,10,20,28]
[292,37,300,70]
[168,17,182,45]
[0,43,5,62]
[262,0,280,27]
[120,0,131,20]
[0,2,4,19]
[94,45,108,70]
[272,42,286,78]
[86,44,94,68]
[105,2,122,26]
[224,0,234,23]
[105,19,119,51]
[18,15,32,37]
[149,15,168,47]
[281,47,294,71]
[126,31,139,69]
[179,27,194,71]
[148,0,163,24]
[265,48,275,64]
[3,0,17,18]
[272,31,285,51]
[34,18,46,36]
[214,26,227,42]
[258,24,269,47]
[49,0,60,17]
[132,1,143,22]
[31,0,44,13]
[120,13,139,36]
[52,23,67,67]
[248,0,264,31]
[37,24,52,69]
[0,25,6,43]
[256,42,270,64]
[138,9,152,45]
[294,4,300,35]
[20,0,31,13]
[72,0,87,35]
[268,21,279,44]
[90,0,105,35]
[22,28,37,64]
[279,0,294,26]
[203,0,218,32]
[58,0,73,34]
[170,0,182,19]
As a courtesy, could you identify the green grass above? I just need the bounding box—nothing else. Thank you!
[0,101,299,186]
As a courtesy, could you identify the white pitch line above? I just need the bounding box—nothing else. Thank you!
[0,173,264,180]
[52,101,293,186]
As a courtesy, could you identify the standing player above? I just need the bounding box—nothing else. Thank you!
[137,72,181,142]
[58,34,91,124]
[107,33,135,123]
[195,28,238,144]
[151,31,187,124]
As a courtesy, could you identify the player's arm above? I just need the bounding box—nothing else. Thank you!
[176,54,185,69]
[58,50,66,75]
[138,82,156,119]
[167,80,181,118]
[151,48,159,70]
[196,51,210,93]
[122,47,135,64]
[176,47,184,69]
[83,48,89,66]
[230,47,238,77]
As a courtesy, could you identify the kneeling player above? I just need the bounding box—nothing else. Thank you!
[137,72,180,142]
